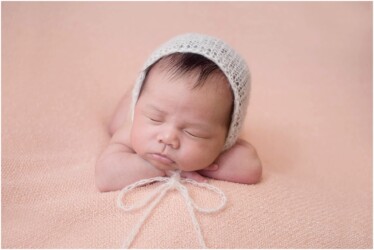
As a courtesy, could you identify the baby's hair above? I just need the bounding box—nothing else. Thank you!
[143,52,229,89]
[140,52,234,128]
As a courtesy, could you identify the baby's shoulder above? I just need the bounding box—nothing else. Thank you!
[110,123,133,149]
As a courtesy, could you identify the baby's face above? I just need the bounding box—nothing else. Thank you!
[131,64,233,172]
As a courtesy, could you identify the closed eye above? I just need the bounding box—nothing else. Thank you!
[184,130,208,139]
[147,116,163,123]
[149,118,161,123]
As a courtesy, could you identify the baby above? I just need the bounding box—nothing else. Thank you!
[96,33,262,192]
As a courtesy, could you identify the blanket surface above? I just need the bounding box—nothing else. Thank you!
[2,2,372,248]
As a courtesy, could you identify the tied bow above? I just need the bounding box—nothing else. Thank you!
[117,170,227,248]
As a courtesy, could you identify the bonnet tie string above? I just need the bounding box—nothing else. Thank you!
[117,170,227,248]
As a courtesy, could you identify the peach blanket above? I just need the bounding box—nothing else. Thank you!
[2,2,372,248]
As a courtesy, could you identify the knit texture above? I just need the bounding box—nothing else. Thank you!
[131,33,251,150]
[117,170,227,248]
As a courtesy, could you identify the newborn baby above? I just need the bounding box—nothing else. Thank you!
[96,33,262,192]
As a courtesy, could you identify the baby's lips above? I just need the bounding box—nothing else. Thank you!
[151,153,175,165]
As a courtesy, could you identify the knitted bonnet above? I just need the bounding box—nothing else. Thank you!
[131,33,250,150]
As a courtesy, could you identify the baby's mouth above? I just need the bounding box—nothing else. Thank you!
[150,153,175,165]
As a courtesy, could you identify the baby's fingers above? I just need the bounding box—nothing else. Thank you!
[181,171,207,182]
[204,163,219,171]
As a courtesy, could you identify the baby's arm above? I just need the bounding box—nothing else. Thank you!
[198,139,262,184]
[109,90,132,136]
[95,125,165,192]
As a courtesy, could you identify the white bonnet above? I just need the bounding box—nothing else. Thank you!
[131,33,251,150]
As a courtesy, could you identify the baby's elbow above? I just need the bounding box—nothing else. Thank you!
[95,159,112,192]
[244,161,262,185]
[96,178,110,193]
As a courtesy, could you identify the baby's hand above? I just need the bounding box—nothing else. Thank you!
[165,164,219,182]
[182,163,219,182]
[198,139,262,184]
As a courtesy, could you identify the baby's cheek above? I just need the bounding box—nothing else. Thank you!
[178,144,217,171]
[130,125,147,153]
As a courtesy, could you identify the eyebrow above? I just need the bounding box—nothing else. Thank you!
[145,104,165,114]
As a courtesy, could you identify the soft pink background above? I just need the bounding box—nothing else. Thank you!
[2,2,372,248]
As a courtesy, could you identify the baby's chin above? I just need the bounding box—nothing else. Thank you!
[153,162,204,173]
[155,164,199,172]
[156,164,177,171]
[177,164,207,172]
[147,161,173,171]
[143,154,209,172]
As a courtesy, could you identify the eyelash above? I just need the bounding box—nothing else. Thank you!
[184,130,208,139]
[146,116,206,139]
[184,130,198,138]
[149,117,162,123]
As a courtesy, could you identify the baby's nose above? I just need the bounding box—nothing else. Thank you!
[157,128,180,149]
